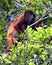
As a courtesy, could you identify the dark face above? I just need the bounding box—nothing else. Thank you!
[24,10,36,26]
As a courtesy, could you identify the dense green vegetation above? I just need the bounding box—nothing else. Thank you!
[0,0,52,65]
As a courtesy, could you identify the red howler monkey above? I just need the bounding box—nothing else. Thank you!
[6,10,36,51]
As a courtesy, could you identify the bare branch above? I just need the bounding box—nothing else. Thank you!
[14,0,26,8]
[41,2,48,11]
[41,1,52,13]
[27,14,52,28]
[27,2,52,28]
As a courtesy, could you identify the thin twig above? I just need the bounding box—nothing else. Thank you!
[21,0,27,7]
[27,13,48,28]
[41,1,48,11]
[27,15,52,28]
[14,0,26,8]
[27,4,52,28]
[41,2,52,13]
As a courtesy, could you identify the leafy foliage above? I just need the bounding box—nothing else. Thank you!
[0,0,52,65]
[0,27,52,65]
[0,18,7,52]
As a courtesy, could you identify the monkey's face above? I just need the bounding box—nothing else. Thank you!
[28,14,35,25]
[24,10,36,26]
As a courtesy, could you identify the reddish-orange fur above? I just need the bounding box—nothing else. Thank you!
[6,14,25,51]
[6,10,36,51]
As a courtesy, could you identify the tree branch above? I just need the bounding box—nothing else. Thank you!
[27,3,52,28]
[41,1,52,13]
[14,0,26,8]
[27,14,52,28]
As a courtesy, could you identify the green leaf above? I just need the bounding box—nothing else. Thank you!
[29,62,35,65]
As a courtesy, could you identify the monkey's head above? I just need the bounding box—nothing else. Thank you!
[24,10,36,26]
